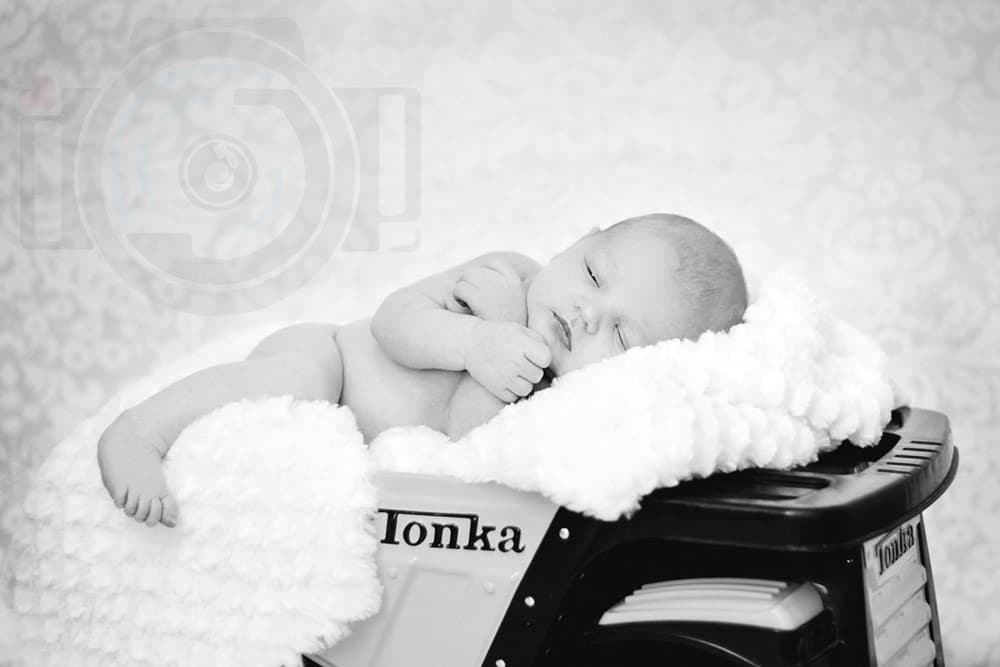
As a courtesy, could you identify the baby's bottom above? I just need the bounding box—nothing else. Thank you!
[247,321,345,403]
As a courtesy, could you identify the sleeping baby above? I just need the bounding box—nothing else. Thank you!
[97,213,747,527]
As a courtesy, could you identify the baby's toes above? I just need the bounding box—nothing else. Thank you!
[133,496,151,523]
[144,498,162,527]
[161,494,178,528]
[123,488,140,517]
[111,485,126,509]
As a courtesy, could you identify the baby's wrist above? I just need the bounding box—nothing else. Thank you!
[463,319,481,371]
[514,300,528,326]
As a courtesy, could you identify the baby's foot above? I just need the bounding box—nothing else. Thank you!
[97,415,179,527]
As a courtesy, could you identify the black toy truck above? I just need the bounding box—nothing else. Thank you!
[305,406,957,667]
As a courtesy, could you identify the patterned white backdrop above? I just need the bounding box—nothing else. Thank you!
[1,0,998,664]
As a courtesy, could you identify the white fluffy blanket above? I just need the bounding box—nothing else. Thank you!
[1,271,898,665]
[372,271,898,519]
[5,396,379,666]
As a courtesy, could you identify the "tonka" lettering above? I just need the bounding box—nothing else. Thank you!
[378,508,525,553]
[876,523,916,575]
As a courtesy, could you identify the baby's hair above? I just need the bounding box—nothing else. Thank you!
[605,213,748,337]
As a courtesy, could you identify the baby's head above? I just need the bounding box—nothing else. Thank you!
[525,213,747,376]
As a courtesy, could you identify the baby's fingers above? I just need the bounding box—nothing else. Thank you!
[445,293,471,314]
[489,381,518,404]
[500,388,519,403]
[522,337,552,369]
[519,363,544,384]
[453,281,477,305]
[508,376,534,397]
[460,266,493,286]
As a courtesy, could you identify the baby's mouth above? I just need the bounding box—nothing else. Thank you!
[553,311,572,351]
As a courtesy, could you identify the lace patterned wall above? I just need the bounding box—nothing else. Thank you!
[1,0,998,663]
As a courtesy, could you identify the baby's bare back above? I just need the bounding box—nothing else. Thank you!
[336,318,466,442]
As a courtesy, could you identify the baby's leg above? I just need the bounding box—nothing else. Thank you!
[99,322,344,527]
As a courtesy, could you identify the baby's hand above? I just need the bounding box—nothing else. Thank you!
[97,411,179,527]
[453,263,527,325]
[465,321,551,402]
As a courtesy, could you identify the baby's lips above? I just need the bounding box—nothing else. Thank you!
[550,311,572,351]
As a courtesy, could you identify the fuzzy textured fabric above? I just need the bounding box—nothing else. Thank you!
[370,270,899,519]
[4,394,380,666]
[2,270,897,664]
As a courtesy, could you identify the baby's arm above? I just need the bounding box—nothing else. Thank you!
[98,323,341,527]
[445,373,506,440]
[370,251,542,374]
[371,252,546,439]
[446,364,554,440]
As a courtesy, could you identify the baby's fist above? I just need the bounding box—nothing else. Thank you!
[465,321,551,402]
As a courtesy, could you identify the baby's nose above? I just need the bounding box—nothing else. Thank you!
[576,303,599,334]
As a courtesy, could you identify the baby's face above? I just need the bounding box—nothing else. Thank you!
[525,227,688,377]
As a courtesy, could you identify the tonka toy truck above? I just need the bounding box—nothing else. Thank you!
[304,406,957,667]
